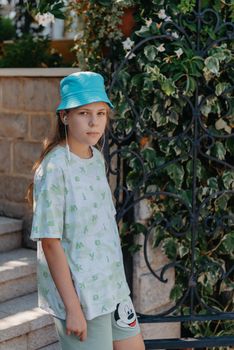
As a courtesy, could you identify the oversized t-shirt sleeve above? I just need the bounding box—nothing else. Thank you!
[30,161,65,241]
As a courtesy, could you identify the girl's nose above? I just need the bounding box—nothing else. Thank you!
[89,114,99,126]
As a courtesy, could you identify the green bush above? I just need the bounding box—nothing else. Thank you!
[0,35,65,67]
[0,17,16,41]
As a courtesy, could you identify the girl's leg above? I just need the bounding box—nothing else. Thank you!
[113,333,145,350]
[111,297,145,350]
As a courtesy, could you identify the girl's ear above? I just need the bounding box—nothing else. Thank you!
[59,111,68,125]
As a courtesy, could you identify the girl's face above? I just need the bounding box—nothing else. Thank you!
[63,102,109,147]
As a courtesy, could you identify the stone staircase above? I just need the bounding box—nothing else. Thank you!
[0,217,61,350]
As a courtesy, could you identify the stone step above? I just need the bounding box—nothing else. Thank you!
[0,248,37,303]
[0,292,59,350]
[38,342,61,350]
[0,216,23,252]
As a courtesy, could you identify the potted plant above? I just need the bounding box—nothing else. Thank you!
[0,34,65,67]
[26,0,138,69]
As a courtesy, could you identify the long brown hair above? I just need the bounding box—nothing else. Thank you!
[27,108,111,207]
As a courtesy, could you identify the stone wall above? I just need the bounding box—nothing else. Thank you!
[133,198,180,340]
[0,68,77,246]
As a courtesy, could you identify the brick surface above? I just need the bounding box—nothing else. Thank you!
[133,268,175,314]
[0,335,27,350]
[30,114,54,141]
[28,324,59,350]
[0,140,11,173]
[0,200,28,219]
[0,232,22,252]
[0,274,37,303]
[23,78,60,112]
[0,292,58,347]
[14,141,42,174]
[0,113,28,139]
[0,78,24,110]
[0,216,22,235]
[0,175,30,203]
[39,342,61,350]
[140,322,180,340]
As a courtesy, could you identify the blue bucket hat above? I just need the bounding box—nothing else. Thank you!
[56,71,114,112]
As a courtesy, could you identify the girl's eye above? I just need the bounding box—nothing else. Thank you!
[78,111,107,117]
[79,111,89,116]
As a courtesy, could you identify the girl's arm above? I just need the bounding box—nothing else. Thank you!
[41,238,87,340]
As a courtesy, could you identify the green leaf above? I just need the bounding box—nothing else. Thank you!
[166,163,185,189]
[214,193,228,211]
[126,170,140,190]
[161,79,176,96]
[170,284,184,301]
[131,73,143,88]
[207,177,218,190]
[162,237,177,259]
[52,2,65,10]
[204,56,220,75]
[215,82,231,96]
[135,25,151,37]
[131,222,147,235]
[144,45,158,62]
[222,171,234,189]
[212,142,226,160]
[185,76,196,95]
[50,10,66,19]
[180,189,192,207]
[178,243,189,258]
[220,232,234,254]
[151,105,168,126]
[226,138,234,155]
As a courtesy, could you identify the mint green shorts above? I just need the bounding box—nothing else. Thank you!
[53,297,141,350]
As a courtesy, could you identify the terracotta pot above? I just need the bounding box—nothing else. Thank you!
[119,6,137,37]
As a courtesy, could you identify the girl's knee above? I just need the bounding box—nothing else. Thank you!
[113,333,145,350]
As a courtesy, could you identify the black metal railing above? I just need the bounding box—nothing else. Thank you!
[106,0,234,348]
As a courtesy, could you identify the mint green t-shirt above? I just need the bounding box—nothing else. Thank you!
[30,145,130,320]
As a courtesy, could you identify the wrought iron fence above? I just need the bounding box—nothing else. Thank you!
[106,1,234,348]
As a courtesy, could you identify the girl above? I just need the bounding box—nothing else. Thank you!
[29,71,145,350]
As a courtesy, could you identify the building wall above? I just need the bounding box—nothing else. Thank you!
[0,75,58,217]
[0,68,78,246]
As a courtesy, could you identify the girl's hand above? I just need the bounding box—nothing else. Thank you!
[66,305,87,341]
